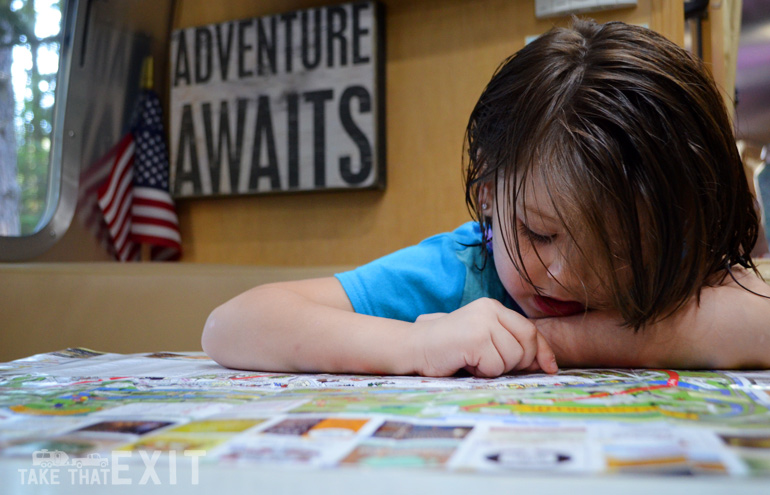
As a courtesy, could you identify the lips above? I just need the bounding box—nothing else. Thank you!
[533,295,586,317]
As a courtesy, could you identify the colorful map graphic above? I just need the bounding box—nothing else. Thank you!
[1,349,769,477]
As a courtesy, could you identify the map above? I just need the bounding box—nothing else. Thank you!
[1,349,769,477]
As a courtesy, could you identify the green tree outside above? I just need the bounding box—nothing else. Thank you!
[0,0,61,235]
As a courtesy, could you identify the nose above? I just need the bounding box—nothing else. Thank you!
[543,248,565,279]
[543,249,576,293]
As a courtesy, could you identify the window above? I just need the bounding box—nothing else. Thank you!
[0,0,80,260]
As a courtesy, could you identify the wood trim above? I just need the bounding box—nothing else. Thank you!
[649,0,685,46]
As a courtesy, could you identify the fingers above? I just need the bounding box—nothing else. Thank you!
[493,302,539,371]
[535,331,559,374]
[483,299,559,375]
[520,361,541,372]
[469,346,507,378]
[502,326,558,374]
[416,299,559,378]
[487,323,526,374]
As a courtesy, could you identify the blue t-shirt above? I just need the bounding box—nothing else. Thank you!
[334,222,523,322]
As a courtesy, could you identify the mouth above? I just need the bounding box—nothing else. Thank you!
[533,295,586,317]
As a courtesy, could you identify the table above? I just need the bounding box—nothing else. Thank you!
[1,348,769,494]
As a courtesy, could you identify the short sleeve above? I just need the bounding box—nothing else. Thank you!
[335,224,482,322]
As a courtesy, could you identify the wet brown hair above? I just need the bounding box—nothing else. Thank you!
[464,18,760,329]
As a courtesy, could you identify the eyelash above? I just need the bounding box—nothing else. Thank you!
[518,222,555,245]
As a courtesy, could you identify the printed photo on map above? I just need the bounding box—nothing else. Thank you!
[603,444,731,475]
[75,420,174,435]
[719,433,770,449]
[51,348,106,359]
[341,441,459,468]
[372,421,473,441]
[261,417,371,438]
[449,425,597,473]
[1,434,124,458]
[219,443,322,464]
[216,435,357,467]
[119,433,231,453]
[144,352,212,360]
[165,419,264,434]
[262,417,324,436]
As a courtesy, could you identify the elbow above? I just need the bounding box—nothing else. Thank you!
[200,307,216,358]
[201,304,234,368]
[202,283,293,371]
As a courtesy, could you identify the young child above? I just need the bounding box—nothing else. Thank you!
[202,19,770,377]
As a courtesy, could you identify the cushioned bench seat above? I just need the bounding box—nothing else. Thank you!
[0,263,349,361]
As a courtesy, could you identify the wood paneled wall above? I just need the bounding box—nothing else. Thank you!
[169,0,684,266]
[36,0,685,264]
[699,0,743,119]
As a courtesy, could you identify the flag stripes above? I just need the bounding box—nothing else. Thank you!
[92,89,182,261]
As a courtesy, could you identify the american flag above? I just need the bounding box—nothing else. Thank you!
[77,139,120,259]
[96,90,181,261]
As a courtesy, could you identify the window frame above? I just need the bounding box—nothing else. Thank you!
[0,0,84,261]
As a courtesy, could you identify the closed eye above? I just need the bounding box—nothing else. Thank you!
[518,222,555,245]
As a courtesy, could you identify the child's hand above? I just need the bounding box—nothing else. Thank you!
[411,298,558,377]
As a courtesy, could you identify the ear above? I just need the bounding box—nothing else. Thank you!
[478,181,494,215]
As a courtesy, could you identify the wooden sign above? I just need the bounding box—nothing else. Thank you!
[169,1,384,198]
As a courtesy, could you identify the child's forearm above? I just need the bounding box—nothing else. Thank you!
[202,281,557,378]
[532,311,652,368]
[535,270,770,369]
[202,282,419,375]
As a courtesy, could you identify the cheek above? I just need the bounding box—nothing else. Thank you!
[492,238,537,300]
[489,208,543,300]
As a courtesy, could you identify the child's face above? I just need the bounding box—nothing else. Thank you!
[488,177,603,318]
